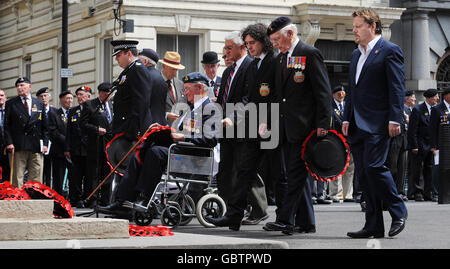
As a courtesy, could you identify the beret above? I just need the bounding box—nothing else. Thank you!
[15,77,31,86]
[98,82,112,92]
[182,72,209,85]
[332,85,345,94]
[59,90,73,99]
[36,87,50,96]
[75,85,92,94]
[267,16,292,36]
[423,88,438,98]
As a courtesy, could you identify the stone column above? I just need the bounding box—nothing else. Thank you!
[411,10,430,81]
[401,12,412,80]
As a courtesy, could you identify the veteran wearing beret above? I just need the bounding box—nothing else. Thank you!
[4,77,49,188]
[407,88,439,202]
[98,72,220,217]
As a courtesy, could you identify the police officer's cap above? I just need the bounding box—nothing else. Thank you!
[15,77,31,86]
[98,82,112,92]
[36,87,50,97]
[423,88,438,98]
[111,40,139,57]
[182,72,209,85]
[75,85,92,94]
[59,90,73,99]
[139,48,159,63]
[267,17,292,36]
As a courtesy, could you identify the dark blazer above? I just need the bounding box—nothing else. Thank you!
[148,66,168,126]
[430,101,449,149]
[276,40,332,143]
[80,98,113,157]
[407,102,432,153]
[331,100,345,134]
[344,37,405,135]
[112,59,153,139]
[4,96,48,153]
[48,107,69,158]
[65,105,88,156]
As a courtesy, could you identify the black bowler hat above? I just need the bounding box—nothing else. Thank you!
[59,90,73,99]
[201,51,220,64]
[139,48,159,63]
[98,82,112,92]
[423,88,438,98]
[267,16,292,36]
[182,72,209,85]
[111,40,139,57]
[301,130,350,182]
[15,77,31,86]
[36,87,50,97]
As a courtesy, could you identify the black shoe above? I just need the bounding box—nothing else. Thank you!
[389,212,407,237]
[263,221,295,235]
[295,225,316,233]
[97,201,125,215]
[415,193,424,202]
[344,198,355,202]
[241,214,269,225]
[360,201,367,212]
[347,229,384,238]
[206,216,241,231]
[316,198,333,204]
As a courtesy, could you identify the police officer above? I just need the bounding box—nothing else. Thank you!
[80,83,114,206]
[64,85,91,207]
[48,90,73,196]
[4,77,49,188]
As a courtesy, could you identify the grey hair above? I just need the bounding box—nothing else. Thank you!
[139,55,157,67]
[280,24,298,36]
[225,30,244,46]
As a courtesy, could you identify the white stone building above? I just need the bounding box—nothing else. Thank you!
[0,0,406,106]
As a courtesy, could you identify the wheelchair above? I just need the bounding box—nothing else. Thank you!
[121,142,226,228]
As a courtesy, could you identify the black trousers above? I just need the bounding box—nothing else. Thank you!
[386,135,407,195]
[68,155,88,204]
[216,140,243,205]
[409,149,434,198]
[51,156,68,197]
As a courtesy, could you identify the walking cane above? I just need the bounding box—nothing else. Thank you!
[9,150,14,184]
[85,124,160,202]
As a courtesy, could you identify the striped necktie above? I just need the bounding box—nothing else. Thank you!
[222,63,236,109]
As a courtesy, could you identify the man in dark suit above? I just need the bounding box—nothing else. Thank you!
[408,89,440,202]
[98,72,221,216]
[138,48,159,68]
[342,9,408,238]
[65,86,91,207]
[261,17,332,235]
[201,51,222,99]
[80,82,114,206]
[215,30,253,207]
[111,40,155,140]
[4,77,49,188]
[0,89,9,183]
[47,90,73,197]
[430,87,450,154]
[208,23,280,229]
[403,90,416,199]
[36,87,57,188]
[160,51,187,127]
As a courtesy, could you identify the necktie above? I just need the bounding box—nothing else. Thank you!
[281,53,288,80]
[339,103,343,113]
[252,58,261,75]
[167,80,176,104]
[104,104,112,123]
[223,63,236,109]
[210,80,215,87]
[23,97,29,115]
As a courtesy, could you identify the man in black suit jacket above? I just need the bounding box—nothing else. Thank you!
[65,86,91,207]
[430,88,450,152]
[98,72,220,216]
[0,89,9,183]
[215,31,253,207]
[80,82,114,206]
[408,89,439,201]
[263,17,332,235]
[48,90,73,197]
[4,77,49,188]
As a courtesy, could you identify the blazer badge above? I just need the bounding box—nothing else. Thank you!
[259,83,270,96]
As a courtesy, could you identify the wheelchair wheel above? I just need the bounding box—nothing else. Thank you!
[160,205,182,228]
[133,206,158,226]
[196,194,227,228]
[169,194,195,226]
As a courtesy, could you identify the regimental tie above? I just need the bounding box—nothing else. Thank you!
[23,97,29,115]
[167,80,176,104]
[222,63,236,109]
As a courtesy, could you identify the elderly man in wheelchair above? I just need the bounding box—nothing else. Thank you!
[98,72,222,219]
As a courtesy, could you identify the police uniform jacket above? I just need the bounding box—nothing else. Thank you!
[48,107,68,158]
[4,96,49,153]
[112,59,153,139]
[65,105,88,157]
[276,40,332,143]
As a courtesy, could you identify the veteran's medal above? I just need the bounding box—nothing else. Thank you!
[259,83,270,96]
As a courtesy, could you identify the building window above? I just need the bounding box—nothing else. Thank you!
[103,37,113,83]
[23,56,31,79]
[156,34,199,78]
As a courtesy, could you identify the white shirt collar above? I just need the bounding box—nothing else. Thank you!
[234,53,247,71]
[193,96,208,111]
[444,100,450,111]
[425,101,432,113]
[288,38,300,57]
[358,35,381,55]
